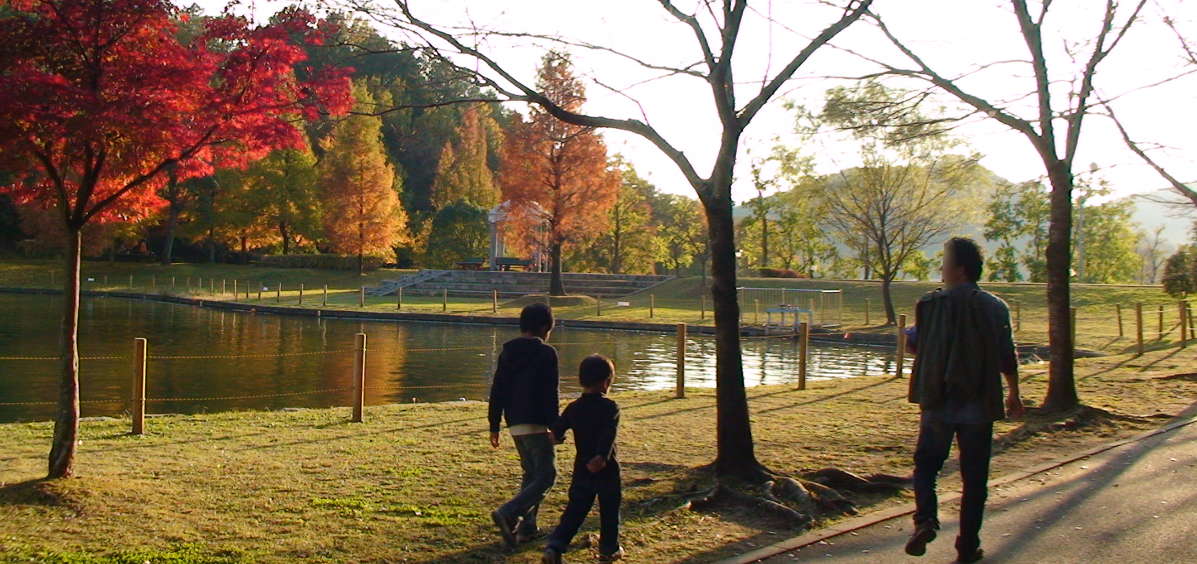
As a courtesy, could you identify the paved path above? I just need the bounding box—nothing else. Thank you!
[754,416,1197,564]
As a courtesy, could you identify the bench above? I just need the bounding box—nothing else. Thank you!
[494,257,533,271]
[455,257,486,270]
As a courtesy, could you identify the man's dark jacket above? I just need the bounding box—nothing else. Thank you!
[909,285,1015,423]
[488,336,560,433]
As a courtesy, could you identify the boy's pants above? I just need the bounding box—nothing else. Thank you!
[912,412,993,556]
[546,468,621,555]
[498,432,556,535]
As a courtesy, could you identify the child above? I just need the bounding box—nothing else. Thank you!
[488,303,560,548]
[542,354,623,563]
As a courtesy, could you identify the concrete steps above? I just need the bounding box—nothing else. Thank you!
[369,270,672,299]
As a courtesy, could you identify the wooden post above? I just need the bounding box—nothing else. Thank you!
[1071,307,1078,346]
[650,294,656,318]
[276,283,282,304]
[442,288,447,312]
[700,294,706,321]
[798,321,810,391]
[323,284,328,307]
[257,282,262,301]
[104,274,109,285]
[1158,304,1165,340]
[361,286,367,308]
[171,276,175,290]
[753,299,759,324]
[865,298,871,326]
[128,274,133,288]
[1135,303,1144,356]
[895,314,907,377]
[1179,302,1187,345]
[221,279,227,296]
[1116,304,1123,338]
[232,279,238,298]
[152,275,157,290]
[675,323,686,399]
[397,286,402,310]
[131,338,147,435]
[596,296,602,317]
[492,289,498,313]
[299,283,304,305]
[352,332,366,423]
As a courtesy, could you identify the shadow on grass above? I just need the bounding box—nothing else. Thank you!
[0,479,78,511]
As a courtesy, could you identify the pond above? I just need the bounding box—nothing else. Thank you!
[0,294,907,423]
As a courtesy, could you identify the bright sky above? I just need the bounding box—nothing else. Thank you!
[202,1,1197,205]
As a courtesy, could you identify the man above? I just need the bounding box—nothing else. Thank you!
[488,303,560,548]
[904,237,1024,563]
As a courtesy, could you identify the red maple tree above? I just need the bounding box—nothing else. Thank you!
[498,52,619,295]
[0,0,352,478]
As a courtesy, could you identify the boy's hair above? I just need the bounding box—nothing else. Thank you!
[578,354,615,387]
[519,302,554,333]
[946,237,984,282]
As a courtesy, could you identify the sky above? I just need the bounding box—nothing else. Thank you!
[198,0,1197,207]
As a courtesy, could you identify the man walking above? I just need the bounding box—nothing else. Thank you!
[904,237,1024,563]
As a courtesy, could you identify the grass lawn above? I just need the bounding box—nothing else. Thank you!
[0,259,1186,355]
[1,343,1194,563]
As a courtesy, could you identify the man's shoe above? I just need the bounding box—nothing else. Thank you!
[491,510,517,548]
[598,546,625,561]
[904,523,938,556]
[517,528,547,544]
[540,547,563,564]
[956,548,984,563]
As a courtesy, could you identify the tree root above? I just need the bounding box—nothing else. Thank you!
[803,467,913,493]
[687,483,812,529]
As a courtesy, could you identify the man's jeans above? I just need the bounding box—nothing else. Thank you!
[547,469,621,555]
[498,432,557,535]
[913,412,993,555]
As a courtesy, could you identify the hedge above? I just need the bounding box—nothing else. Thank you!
[258,254,389,271]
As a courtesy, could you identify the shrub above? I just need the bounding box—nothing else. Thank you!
[258,254,389,272]
[758,268,804,279]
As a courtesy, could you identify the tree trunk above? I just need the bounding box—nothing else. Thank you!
[881,275,897,325]
[705,195,767,481]
[240,235,248,263]
[358,251,364,277]
[1042,164,1077,411]
[761,217,769,268]
[549,241,566,296]
[160,200,179,265]
[279,223,290,255]
[48,225,82,479]
[207,227,217,263]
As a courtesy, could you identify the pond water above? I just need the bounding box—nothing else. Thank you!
[0,294,907,422]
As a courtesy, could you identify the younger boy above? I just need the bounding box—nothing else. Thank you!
[488,303,560,548]
[542,354,623,563]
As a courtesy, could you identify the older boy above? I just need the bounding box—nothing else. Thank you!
[488,303,560,548]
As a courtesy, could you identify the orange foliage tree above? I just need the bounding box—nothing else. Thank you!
[499,52,619,295]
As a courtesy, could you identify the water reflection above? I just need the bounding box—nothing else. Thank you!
[0,294,908,422]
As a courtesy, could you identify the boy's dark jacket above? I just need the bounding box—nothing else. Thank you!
[551,392,620,480]
[908,285,1012,423]
[488,336,559,433]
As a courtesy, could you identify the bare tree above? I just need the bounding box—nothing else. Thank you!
[867,0,1149,411]
[351,1,910,502]
[1138,225,1171,284]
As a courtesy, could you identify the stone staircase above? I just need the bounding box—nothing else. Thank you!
[368,270,672,299]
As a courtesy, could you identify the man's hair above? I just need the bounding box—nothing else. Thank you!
[519,302,554,333]
[578,354,615,387]
[946,237,984,282]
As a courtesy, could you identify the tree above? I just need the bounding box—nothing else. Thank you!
[805,81,986,324]
[871,0,1150,411]
[243,147,324,255]
[321,84,407,275]
[0,1,351,478]
[596,160,663,274]
[657,194,706,277]
[1162,246,1194,297]
[498,52,620,295]
[1138,226,1171,284]
[430,104,502,210]
[424,200,489,267]
[383,0,875,482]
[1072,184,1142,284]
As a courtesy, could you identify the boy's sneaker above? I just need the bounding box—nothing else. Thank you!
[904,522,938,556]
[956,548,984,563]
[540,547,563,564]
[491,510,517,548]
[517,528,547,544]
[598,546,625,561]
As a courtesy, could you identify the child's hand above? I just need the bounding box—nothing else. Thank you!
[586,455,607,474]
[489,432,500,449]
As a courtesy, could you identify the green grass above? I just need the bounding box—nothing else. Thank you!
[0,259,1185,354]
[1,344,1194,563]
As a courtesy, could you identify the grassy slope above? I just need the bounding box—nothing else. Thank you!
[0,259,1183,354]
[1,345,1194,563]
